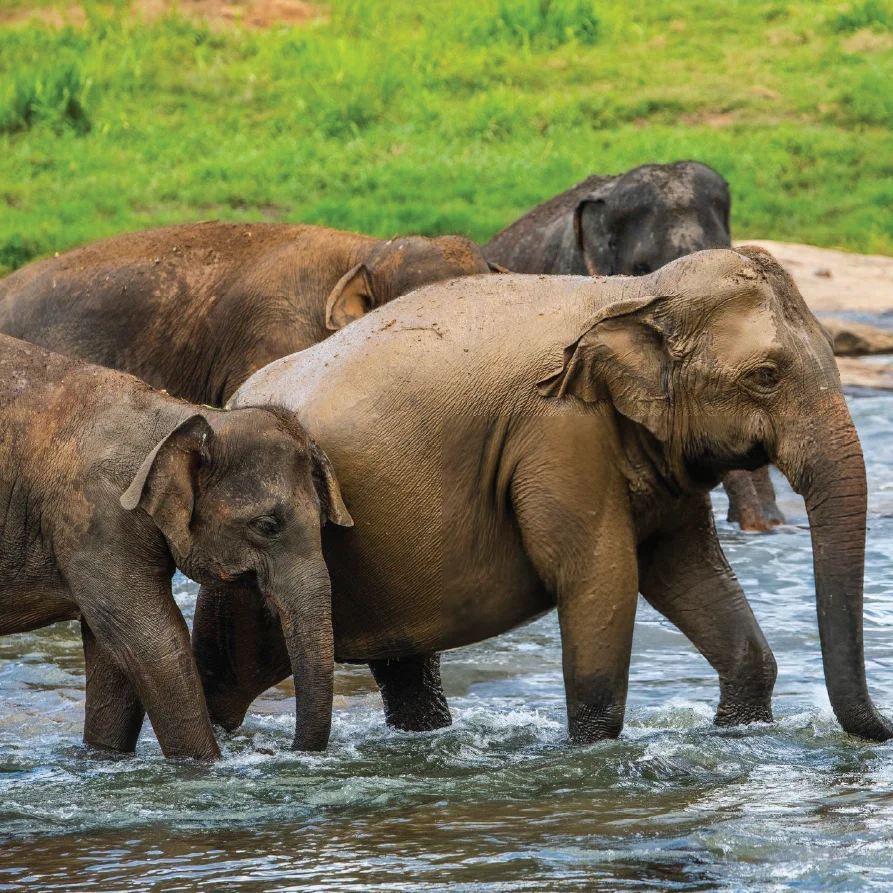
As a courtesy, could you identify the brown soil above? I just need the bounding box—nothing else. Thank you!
[734,240,893,314]
[0,0,327,29]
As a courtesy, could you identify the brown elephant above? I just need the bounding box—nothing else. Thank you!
[485,161,784,533]
[0,221,494,406]
[193,246,891,746]
[0,333,351,759]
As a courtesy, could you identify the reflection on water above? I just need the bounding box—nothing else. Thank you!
[3,394,893,891]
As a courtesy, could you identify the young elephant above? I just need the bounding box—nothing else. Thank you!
[0,334,351,759]
[0,221,494,406]
[484,161,782,533]
[197,247,891,746]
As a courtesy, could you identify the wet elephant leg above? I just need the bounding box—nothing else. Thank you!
[82,621,146,753]
[638,494,777,725]
[368,654,452,732]
[723,469,783,532]
[511,415,640,743]
[192,583,291,732]
[73,571,220,760]
[751,465,785,526]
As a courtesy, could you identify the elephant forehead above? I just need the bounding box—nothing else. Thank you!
[701,293,781,366]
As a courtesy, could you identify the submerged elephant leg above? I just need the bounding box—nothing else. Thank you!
[368,654,452,732]
[192,583,291,732]
[638,494,777,725]
[72,569,220,761]
[723,469,784,531]
[82,622,146,754]
[512,415,639,743]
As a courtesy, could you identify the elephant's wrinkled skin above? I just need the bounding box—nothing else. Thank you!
[0,221,493,406]
[485,161,783,533]
[0,334,351,759]
[196,247,892,745]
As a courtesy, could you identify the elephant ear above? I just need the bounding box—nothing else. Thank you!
[536,294,671,441]
[325,263,376,330]
[573,186,615,275]
[121,414,213,556]
[310,441,354,528]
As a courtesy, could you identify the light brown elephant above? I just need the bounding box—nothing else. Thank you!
[193,247,890,745]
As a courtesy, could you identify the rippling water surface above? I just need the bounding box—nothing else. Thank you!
[4,393,893,891]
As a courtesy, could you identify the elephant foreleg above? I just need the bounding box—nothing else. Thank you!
[73,569,220,760]
[368,654,452,732]
[82,621,146,754]
[511,414,639,743]
[638,493,777,726]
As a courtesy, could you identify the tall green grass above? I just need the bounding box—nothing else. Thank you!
[0,0,891,276]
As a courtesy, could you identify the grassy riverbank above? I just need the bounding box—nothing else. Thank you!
[0,0,891,275]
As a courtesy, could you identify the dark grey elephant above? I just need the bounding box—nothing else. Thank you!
[485,161,783,532]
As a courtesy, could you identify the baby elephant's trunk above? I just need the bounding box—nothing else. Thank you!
[266,558,335,751]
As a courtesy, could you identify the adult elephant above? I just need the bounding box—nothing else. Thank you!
[194,246,892,745]
[485,160,783,533]
[0,221,495,406]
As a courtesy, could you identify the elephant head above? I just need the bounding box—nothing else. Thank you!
[325,235,496,329]
[121,406,352,750]
[539,246,891,741]
[573,161,731,276]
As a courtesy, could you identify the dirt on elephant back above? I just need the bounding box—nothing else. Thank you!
[0,0,327,29]
[734,240,893,390]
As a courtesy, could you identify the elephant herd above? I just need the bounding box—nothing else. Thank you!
[0,160,889,760]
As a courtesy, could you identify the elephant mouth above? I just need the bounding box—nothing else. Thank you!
[685,442,771,487]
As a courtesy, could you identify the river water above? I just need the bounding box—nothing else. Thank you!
[3,391,893,892]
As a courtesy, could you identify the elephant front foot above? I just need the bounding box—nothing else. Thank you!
[714,700,773,727]
[715,648,777,727]
[369,654,453,732]
[567,701,625,744]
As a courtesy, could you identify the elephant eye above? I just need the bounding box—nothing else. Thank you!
[744,364,781,391]
[248,515,282,540]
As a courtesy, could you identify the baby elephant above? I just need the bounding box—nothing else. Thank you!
[0,334,351,760]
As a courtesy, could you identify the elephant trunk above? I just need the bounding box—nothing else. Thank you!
[778,402,893,741]
[265,558,335,751]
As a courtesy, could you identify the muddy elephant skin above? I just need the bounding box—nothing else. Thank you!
[0,334,351,759]
[197,247,891,745]
[0,221,493,406]
[485,161,782,532]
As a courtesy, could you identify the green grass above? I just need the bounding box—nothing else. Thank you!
[0,0,891,275]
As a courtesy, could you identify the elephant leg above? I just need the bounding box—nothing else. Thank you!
[638,493,777,725]
[81,621,146,754]
[751,465,785,526]
[511,415,639,743]
[192,583,291,732]
[723,469,783,531]
[368,654,452,732]
[72,569,220,760]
